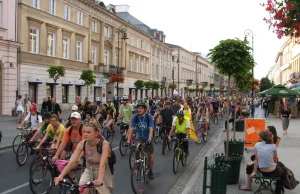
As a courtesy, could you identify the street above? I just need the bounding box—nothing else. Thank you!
[0,118,222,194]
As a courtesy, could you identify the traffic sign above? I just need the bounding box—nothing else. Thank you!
[100,78,110,84]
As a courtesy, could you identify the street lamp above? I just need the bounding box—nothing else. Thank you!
[244,29,254,97]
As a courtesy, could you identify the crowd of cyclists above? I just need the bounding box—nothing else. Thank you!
[14,94,245,194]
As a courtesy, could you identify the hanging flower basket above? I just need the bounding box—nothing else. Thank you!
[110,74,125,83]
[168,83,177,89]
[196,88,200,92]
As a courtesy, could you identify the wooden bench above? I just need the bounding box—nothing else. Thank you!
[253,171,281,194]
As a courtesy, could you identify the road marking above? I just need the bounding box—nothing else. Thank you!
[112,146,119,151]
[0,183,29,194]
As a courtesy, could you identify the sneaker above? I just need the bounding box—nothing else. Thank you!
[148,170,154,180]
[203,135,207,142]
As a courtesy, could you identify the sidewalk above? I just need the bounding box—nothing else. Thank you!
[168,108,300,194]
[0,111,71,150]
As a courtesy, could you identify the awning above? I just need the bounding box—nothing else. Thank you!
[28,75,42,84]
[62,78,73,86]
[46,79,59,85]
[94,78,103,88]
[76,80,85,86]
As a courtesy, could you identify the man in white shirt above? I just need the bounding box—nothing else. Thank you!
[96,96,101,106]
[18,104,43,131]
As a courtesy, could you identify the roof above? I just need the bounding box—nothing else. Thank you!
[116,12,153,35]
[164,43,183,49]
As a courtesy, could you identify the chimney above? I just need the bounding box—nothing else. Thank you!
[115,5,130,13]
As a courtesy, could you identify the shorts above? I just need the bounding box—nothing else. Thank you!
[79,167,112,194]
[135,137,154,155]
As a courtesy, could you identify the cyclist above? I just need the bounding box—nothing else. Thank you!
[127,102,155,180]
[36,114,65,150]
[168,110,190,157]
[117,96,133,135]
[54,120,114,194]
[211,98,219,120]
[52,112,84,161]
[18,104,43,131]
[29,112,53,143]
[84,110,100,128]
[63,105,82,128]
[107,99,116,131]
[159,100,175,136]
[196,102,209,142]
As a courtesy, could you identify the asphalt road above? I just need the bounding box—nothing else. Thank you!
[0,118,223,194]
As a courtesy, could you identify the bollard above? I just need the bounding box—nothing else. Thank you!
[202,157,208,194]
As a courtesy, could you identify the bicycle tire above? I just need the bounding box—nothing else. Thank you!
[12,134,23,154]
[154,127,159,144]
[129,146,136,170]
[29,164,54,194]
[29,156,42,176]
[16,142,28,166]
[162,135,166,155]
[173,149,180,174]
[119,138,128,156]
[131,164,146,194]
[181,151,187,166]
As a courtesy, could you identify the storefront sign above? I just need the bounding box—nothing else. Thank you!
[100,78,110,84]
[244,118,266,149]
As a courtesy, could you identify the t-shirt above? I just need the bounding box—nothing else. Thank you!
[63,126,84,149]
[47,124,65,141]
[119,104,133,125]
[25,113,43,129]
[160,108,175,126]
[211,102,219,112]
[263,101,268,108]
[130,114,154,140]
[254,141,276,168]
[281,109,291,118]
[39,122,54,139]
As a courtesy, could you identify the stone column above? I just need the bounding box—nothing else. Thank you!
[122,41,126,68]
[56,28,63,58]
[99,22,105,65]
[70,33,76,61]
[40,23,47,55]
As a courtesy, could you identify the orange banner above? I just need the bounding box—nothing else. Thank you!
[244,119,266,148]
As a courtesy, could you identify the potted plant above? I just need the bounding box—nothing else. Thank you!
[110,74,125,83]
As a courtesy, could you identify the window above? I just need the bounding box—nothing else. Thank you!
[47,33,55,56]
[104,26,109,38]
[29,27,39,54]
[131,35,133,46]
[49,0,56,15]
[76,40,83,62]
[104,50,109,65]
[77,11,83,26]
[130,56,133,71]
[63,37,70,59]
[115,32,119,41]
[136,58,139,72]
[62,86,69,103]
[92,20,97,33]
[136,38,139,48]
[64,5,71,21]
[92,46,97,65]
[116,53,119,66]
[141,58,144,73]
[31,0,40,9]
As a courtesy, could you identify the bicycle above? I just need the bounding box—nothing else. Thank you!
[153,123,161,144]
[197,118,207,143]
[161,125,172,155]
[131,143,150,194]
[53,179,100,194]
[101,123,114,144]
[12,127,31,154]
[119,123,135,156]
[15,129,37,166]
[173,136,188,174]
[213,112,218,124]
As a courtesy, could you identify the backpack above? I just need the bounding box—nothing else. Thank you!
[68,124,83,137]
[83,138,116,175]
[25,112,41,128]
[278,161,299,190]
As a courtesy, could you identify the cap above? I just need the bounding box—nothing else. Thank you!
[165,100,171,105]
[70,112,81,119]
[72,105,78,110]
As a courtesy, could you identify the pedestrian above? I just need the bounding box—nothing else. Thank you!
[41,98,48,116]
[51,97,62,122]
[15,95,24,123]
[47,97,52,113]
[262,98,269,118]
[96,95,101,106]
[24,94,30,114]
[281,103,291,135]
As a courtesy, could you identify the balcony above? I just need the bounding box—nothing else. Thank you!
[94,65,126,75]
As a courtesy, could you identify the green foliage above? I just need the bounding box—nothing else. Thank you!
[207,38,255,77]
[134,80,144,89]
[159,84,166,90]
[47,66,66,82]
[188,88,195,93]
[169,84,177,90]
[260,77,273,92]
[80,70,96,86]
[143,81,153,89]
[151,82,160,90]
[234,71,252,92]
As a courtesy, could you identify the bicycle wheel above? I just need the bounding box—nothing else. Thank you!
[181,151,187,166]
[131,164,146,194]
[129,146,136,170]
[12,134,23,154]
[168,137,172,150]
[154,127,159,144]
[162,135,166,155]
[16,143,28,166]
[29,164,54,194]
[29,156,42,176]
[119,138,128,156]
[172,149,180,174]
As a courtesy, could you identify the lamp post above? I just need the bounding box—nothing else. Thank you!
[244,29,254,97]
[116,25,128,116]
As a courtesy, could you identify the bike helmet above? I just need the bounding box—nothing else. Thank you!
[122,96,129,101]
[136,102,147,109]
[43,112,51,119]
[176,110,184,117]
[200,102,205,106]
[29,105,37,111]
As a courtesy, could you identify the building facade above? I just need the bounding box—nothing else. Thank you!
[0,0,21,115]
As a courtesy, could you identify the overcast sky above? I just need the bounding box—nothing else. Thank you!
[106,0,285,80]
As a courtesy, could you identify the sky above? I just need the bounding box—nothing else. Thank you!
[105,0,286,80]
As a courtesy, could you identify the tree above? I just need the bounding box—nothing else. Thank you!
[234,71,252,92]
[208,38,254,159]
[80,70,96,100]
[134,80,144,100]
[143,81,153,90]
[47,66,66,83]
[260,77,273,92]
[151,82,160,98]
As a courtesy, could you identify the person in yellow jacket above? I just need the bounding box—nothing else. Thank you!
[168,110,190,157]
[182,101,200,144]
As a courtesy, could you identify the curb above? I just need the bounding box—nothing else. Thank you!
[0,144,12,151]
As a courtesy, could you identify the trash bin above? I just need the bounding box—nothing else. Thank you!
[210,163,230,194]
[224,139,244,157]
[235,119,245,132]
[215,153,243,184]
